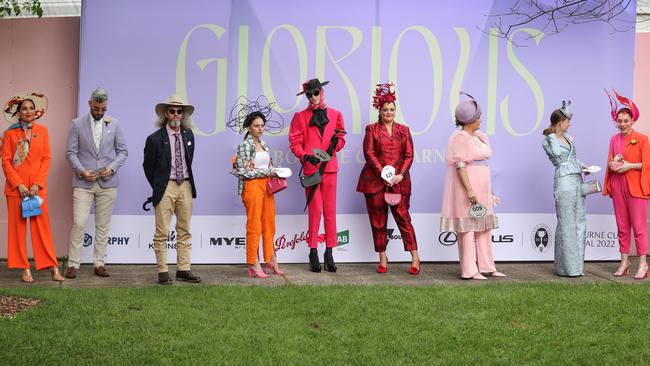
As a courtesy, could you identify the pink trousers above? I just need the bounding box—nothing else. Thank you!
[305,172,338,248]
[458,230,497,278]
[610,175,648,256]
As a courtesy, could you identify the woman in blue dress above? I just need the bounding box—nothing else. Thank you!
[541,102,589,277]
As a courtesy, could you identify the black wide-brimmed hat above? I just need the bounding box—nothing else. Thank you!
[296,78,330,96]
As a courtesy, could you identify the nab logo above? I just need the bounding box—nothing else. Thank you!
[438,232,457,246]
[386,228,402,243]
[531,225,551,253]
[83,233,93,247]
[337,230,349,246]
[210,237,245,246]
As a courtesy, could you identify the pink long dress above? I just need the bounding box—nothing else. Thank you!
[440,129,498,232]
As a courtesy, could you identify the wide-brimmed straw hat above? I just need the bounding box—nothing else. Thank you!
[155,95,195,118]
[3,91,48,124]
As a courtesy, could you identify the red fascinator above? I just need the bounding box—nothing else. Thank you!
[604,88,640,123]
[372,82,396,110]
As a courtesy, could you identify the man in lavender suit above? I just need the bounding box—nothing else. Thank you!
[64,88,128,278]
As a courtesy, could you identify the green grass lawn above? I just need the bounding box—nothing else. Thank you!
[1,284,648,365]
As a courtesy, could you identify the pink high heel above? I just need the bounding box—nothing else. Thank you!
[248,266,268,278]
[265,262,285,276]
[613,260,630,277]
[634,263,648,280]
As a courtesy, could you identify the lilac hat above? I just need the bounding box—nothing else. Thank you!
[454,92,481,124]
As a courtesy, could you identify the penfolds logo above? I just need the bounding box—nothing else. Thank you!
[274,231,309,251]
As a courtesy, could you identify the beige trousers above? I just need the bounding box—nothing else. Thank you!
[153,180,193,273]
[68,183,117,268]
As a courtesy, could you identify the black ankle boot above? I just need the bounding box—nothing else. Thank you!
[324,248,337,273]
[309,248,321,272]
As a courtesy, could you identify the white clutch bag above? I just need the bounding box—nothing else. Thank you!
[581,180,602,196]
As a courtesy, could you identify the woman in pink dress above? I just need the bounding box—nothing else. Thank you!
[440,92,506,280]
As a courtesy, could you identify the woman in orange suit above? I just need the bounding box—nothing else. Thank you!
[2,91,64,283]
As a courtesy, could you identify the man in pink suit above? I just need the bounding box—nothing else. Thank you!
[289,78,346,272]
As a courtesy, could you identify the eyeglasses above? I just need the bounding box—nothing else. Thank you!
[305,90,320,99]
[168,108,184,115]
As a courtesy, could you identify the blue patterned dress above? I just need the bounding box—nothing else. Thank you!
[542,133,586,276]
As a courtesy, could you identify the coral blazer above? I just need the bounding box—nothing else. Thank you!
[356,122,414,195]
[289,107,346,176]
[1,122,50,197]
[603,129,650,199]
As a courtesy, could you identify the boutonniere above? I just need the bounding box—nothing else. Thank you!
[104,117,111,126]
[630,139,638,146]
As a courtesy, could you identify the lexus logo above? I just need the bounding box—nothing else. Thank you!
[438,232,457,246]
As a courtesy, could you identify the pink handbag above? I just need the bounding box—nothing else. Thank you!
[267,177,288,194]
[384,184,401,206]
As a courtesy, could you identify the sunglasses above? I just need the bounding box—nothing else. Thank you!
[305,90,320,98]
[168,108,184,115]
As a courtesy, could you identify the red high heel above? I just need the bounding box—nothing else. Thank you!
[613,260,630,277]
[634,263,648,280]
[265,262,285,276]
[377,265,387,274]
[248,266,268,278]
[408,260,420,275]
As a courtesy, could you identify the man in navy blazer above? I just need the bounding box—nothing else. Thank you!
[143,95,200,285]
[64,88,128,278]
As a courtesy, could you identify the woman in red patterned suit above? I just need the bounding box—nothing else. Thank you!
[357,83,420,275]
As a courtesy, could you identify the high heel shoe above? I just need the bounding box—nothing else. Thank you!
[377,264,387,274]
[50,267,65,282]
[634,263,648,280]
[21,268,33,283]
[324,248,337,273]
[408,260,420,276]
[247,266,268,278]
[265,262,285,276]
[613,260,630,277]
[309,248,321,273]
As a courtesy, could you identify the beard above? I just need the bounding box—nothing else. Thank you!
[168,119,181,128]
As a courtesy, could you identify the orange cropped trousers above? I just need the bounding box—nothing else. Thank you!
[242,178,276,265]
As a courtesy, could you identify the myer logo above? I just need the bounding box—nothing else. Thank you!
[531,225,552,253]
[438,232,457,246]
[337,230,349,246]
[387,228,401,243]
[209,237,245,246]
[83,233,130,247]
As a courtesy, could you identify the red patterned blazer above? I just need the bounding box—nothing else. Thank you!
[356,122,414,195]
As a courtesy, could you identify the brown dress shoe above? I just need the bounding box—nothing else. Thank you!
[158,272,172,285]
[64,267,77,279]
[94,266,110,277]
[176,270,201,283]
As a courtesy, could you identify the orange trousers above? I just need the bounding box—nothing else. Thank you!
[242,178,276,265]
[6,195,58,270]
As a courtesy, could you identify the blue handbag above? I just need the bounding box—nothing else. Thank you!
[21,195,43,218]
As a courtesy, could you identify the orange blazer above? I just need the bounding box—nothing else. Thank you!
[1,123,50,197]
[603,129,650,199]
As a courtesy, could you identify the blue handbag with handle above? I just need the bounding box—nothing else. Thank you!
[21,195,43,218]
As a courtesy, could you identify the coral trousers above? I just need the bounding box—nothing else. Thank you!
[242,178,276,264]
[305,172,337,248]
[6,195,58,270]
[458,230,497,278]
[610,174,648,256]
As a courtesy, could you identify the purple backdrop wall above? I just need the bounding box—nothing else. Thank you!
[78,0,636,217]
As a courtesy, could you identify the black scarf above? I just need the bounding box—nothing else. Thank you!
[309,108,329,135]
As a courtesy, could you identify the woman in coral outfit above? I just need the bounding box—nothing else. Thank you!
[603,90,650,280]
[357,83,420,275]
[229,97,284,278]
[2,91,64,283]
[440,92,505,280]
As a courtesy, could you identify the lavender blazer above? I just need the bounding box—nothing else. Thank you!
[65,113,128,189]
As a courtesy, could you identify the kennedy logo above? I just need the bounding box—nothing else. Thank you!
[83,233,130,247]
[438,231,457,246]
[531,225,552,253]
[337,230,350,246]
[209,237,245,246]
[387,228,401,243]
[148,231,188,250]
